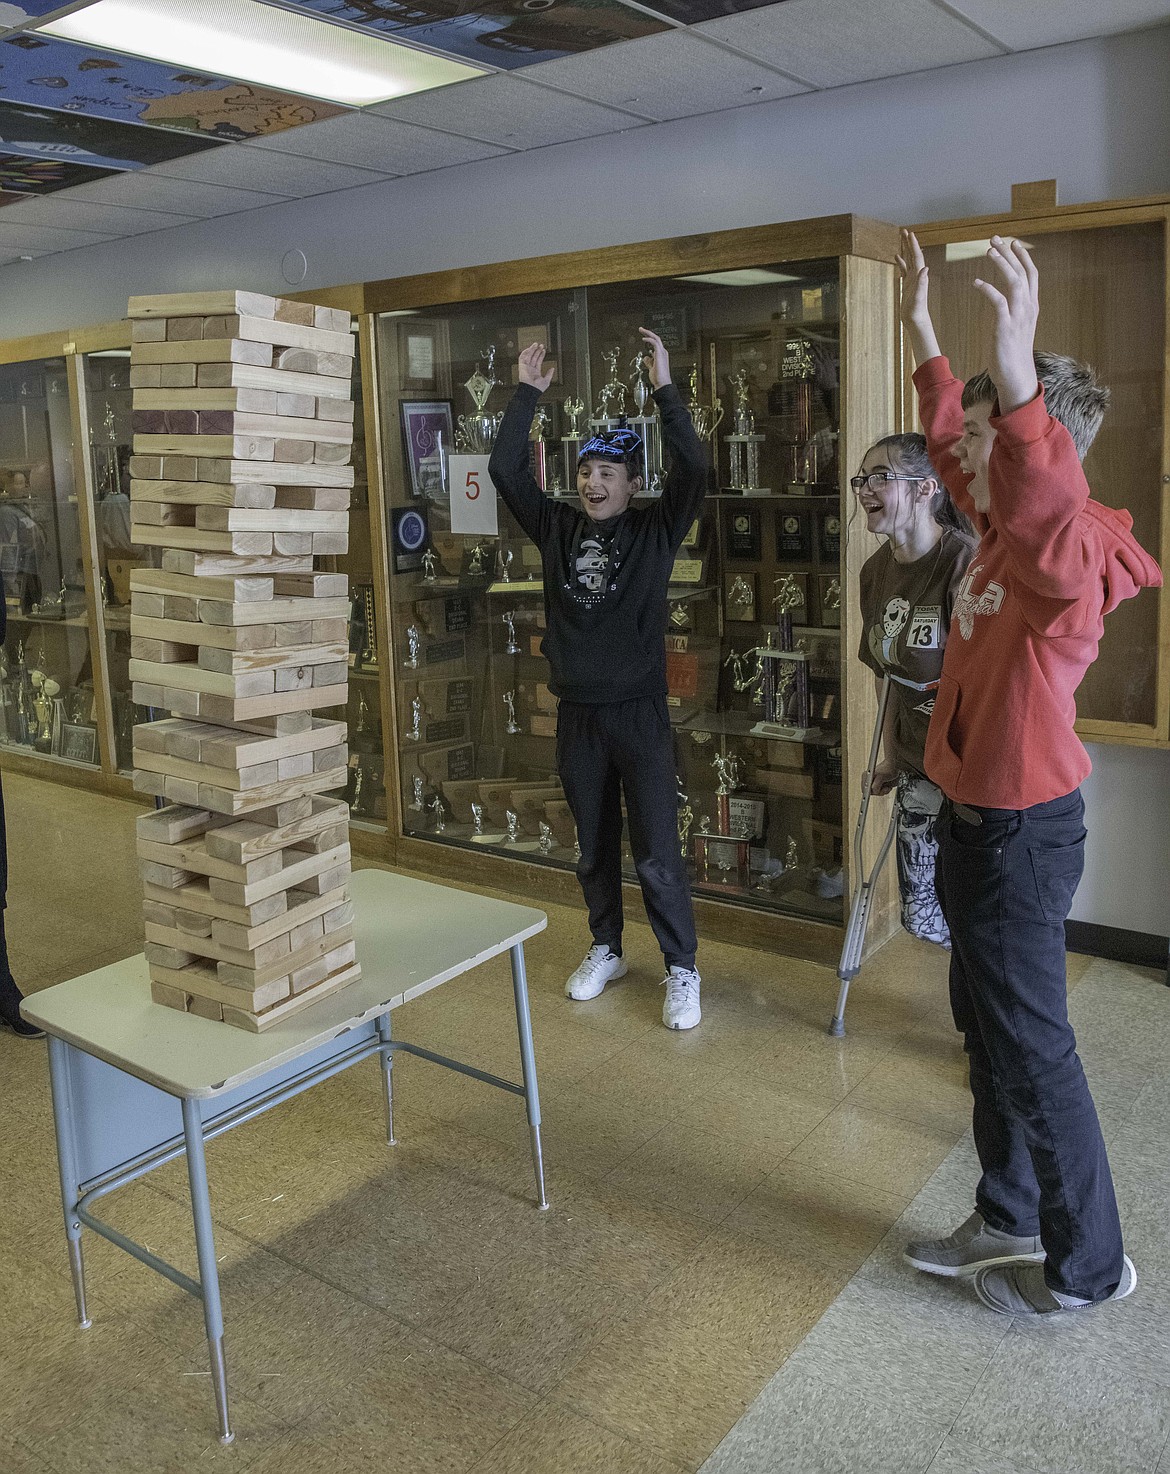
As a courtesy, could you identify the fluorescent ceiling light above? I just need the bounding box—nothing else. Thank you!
[40,0,483,107]
[678,269,803,287]
[945,238,1034,262]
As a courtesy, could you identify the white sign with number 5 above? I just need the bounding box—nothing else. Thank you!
[448,454,498,535]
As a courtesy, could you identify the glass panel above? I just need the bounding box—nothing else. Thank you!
[0,356,99,766]
[84,347,149,771]
[375,261,845,924]
[921,222,1165,728]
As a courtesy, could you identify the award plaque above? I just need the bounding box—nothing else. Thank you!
[820,512,842,559]
[726,508,760,562]
[775,510,811,562]
[726,574,756,623]
[819,575,842,628]
[693,833,751,891]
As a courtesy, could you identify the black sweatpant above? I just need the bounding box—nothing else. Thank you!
[556,695,697,971]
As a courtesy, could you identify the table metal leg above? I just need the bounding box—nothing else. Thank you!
[181,1096,234,1445]
[46,1036,91,1329]
[376,1012,397,1146]
[509,943,548,1210]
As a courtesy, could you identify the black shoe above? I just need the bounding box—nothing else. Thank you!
[0,978,44,1040]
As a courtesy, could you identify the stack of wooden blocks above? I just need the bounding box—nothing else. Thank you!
[127,289,362,1031]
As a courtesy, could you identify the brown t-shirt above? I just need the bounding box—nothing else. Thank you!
[858,528,976,777]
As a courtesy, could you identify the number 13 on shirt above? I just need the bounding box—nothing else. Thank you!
[449,453,499,535]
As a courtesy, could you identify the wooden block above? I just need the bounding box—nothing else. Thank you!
[274,298,316,326]
[196,361,351,400]
[315,397,355,423]
[211,886,346,952]
[150,981,190,1012]
[138,833,284,884]
[130,454,199,481]
[275,347,352,378]
[221,960,359,1031]
[134,433,276,460]
[180,411,352,447]
[214,314,354,357]
[198,458,353,488]
[137,805,213,843]
[311,618,347,643]
[224,714,313,740]
[146,941,198,970]
[130,364,163,388]
[207,842,350,908]
[313,442,352,465]
[133,338,274,367]
[162,595,199,621]
[131,501,197,527]
[133,408,198,435]
[144,878,288,927]
[196,508,347,534]
[288,820,348,854]
[275,392,315,416]
[290,862,351,898]
[140,860,196,889]
[132,615,275,652]
[132,568,274,602]
[150,961,290,1015]
[196,685,348,724]
[131,591,166,619]
[134,748,280,793]
[133,388,280,414]
[129,289,279,320]
[311,661,348,687]
[275,486,350,511]
[145,919,292,971]
[131,478,277,509]
[131,317,167,342]
[129,658,275,698]
[198,642,347,675]
[313,743,347,772]
[159,364,198,388]
[133,770,169,798]
[274,532,314,555]
[174,907,214,938]
[216,920,354,990]
[187,994,224,1022]
[166,317,203,341]
[196,594,349,626]
[132,525,274,556]
[131,637,197,663]
[311,533,348,555]
[161,549,311,577]
[273,439,315,464]
[274,666,312,693]
[204,796,345,864]
[277,753,313,780]
[196,766,347,818]
[314,306,351,332]
[288,915,325,952]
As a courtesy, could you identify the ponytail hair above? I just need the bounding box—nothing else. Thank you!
[866,432,973,537]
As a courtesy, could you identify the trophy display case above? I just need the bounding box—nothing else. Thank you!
[0,355,100,769]
[370,219,899,944]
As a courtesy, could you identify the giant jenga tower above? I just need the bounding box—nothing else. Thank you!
[126,290,361,1031]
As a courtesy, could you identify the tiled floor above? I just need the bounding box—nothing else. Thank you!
[1,770,1165,1473]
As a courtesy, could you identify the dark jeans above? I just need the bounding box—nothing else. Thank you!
[557,695,697,971]
[937,788,1125,1301]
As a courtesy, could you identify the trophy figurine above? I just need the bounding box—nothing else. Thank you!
[409,775,425,811]
[631,349,652,417]
[538,822,554,855]
[725,367,768,494]
[683,365,724,443]
[503,690,520,735]
[404,624,420,669]
[530,402,550,490]
[593,344,627,422]
[728,575,755,620]
[773,334,818,491]
[496,545,512,584]
[785,835,800,872]
[752,578,817,740]
[677,798,694,860]
[405,695,422,742]
[503,610,521,654]
[456,345,503,453]
[711,750,741,837]
[724,647,762,697]
[560,396,587,494]
[471,802,485,836]
[504,810,520,845]
[467,542,488,577]
[564,398,586,438]
[421,549,437,584]
[429,796,446,834]
[573,828,582,862]
[772,574,804,652]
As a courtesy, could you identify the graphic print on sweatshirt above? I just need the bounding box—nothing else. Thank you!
[571,529,619,608]
[953,562,1005,640]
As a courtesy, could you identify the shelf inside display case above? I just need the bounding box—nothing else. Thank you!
[377,261,850,926]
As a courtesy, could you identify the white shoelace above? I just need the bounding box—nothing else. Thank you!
[664,969,700,1005]
[578,945,615,980]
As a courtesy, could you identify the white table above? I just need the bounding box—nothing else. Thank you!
[23,868,548,1444]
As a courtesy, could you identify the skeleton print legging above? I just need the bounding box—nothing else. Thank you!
[895,772,950,948]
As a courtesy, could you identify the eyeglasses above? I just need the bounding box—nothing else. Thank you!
[850,471,925,493]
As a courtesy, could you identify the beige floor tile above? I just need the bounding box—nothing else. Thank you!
[787,1102,958,1199]
[603,1116,773,1224]
[842,1035,972,1134]
[724,1158,913,1273]
[0,1430,50,1474]
[474,1397,687,1474]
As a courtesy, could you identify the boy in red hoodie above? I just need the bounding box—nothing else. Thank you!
[897,229,1162,1316]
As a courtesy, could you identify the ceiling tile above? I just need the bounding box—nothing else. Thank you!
[273,0,668,71]
[0,218,115,250]
[0,194,195,232]
[0,150,118,198]
[147,143,395,195]
[0,32,346,142]
[245,110,510,173]
[0,97,219,172]
[937,0,1170,50]
[519,29,809,121]
[695,0,1002,88]
[370,73,648,147]
[59,171,286,216]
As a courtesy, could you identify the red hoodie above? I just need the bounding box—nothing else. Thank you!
[914,356,1163,809]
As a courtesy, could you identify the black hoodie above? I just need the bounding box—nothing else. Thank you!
[488,382,708,704]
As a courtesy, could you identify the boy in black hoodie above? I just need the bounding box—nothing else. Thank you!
[489,329,707,1029]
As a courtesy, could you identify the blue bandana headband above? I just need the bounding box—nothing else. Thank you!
[577,426,643,464]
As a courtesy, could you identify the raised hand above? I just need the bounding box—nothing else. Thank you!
[638,327,671,389]
[973,236,1040,415]
[895,229,942,367]
[518,341,554,393]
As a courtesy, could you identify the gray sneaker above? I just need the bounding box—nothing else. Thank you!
[904,1211,1044,1278]
[973,1254,1137,1317]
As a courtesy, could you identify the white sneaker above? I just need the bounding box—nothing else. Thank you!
[565,945,627,1001]
[662,966,701,1030]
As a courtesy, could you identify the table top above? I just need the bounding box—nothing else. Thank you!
[22,868,546,1099]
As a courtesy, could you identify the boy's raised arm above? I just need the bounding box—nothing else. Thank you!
[488,343,555,545]
[642,327,707,544]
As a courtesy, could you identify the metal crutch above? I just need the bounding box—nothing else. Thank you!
[829,673,900,1037]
